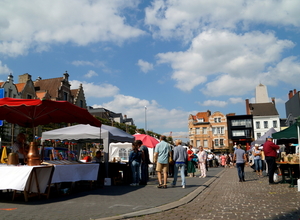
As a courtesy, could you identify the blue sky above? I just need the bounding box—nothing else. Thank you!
[0,0,300,138]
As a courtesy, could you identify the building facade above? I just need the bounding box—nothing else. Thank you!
[285,89,300,126]
[227,114,254,148]
[188,110,229,152]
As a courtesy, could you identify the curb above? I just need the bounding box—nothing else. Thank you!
[95,169,226,220]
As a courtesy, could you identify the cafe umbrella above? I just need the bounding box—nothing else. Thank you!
[0,98,102,165]
[0,98,101,129]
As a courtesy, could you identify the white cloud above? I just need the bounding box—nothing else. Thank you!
[93,94,190,133]
[70,80,119,98]
[0,0,145,57]
[0,61,12,75]
[137,59,154,73]
[266,56,300,86]
[156,29,294,95]
[84,70,98,78]
[229,97,244,104]
[72,60,106,67]
[145,0,300,40]
[199,100,227,108]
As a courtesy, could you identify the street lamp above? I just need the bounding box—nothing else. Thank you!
[145,106,147,134]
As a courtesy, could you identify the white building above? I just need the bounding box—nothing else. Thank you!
[246,84,280,140]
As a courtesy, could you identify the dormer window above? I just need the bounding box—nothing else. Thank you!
[197,118,204,122]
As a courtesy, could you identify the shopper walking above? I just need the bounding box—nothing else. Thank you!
[154,135,171,188]
[233,144,247,182]
[172,139,187,188]
[197,146,207,178]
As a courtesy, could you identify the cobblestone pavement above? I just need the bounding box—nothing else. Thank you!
[128,167,300,220]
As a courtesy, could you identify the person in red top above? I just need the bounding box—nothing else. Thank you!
[263,136,280,184]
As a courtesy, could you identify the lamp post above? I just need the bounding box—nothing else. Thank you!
[145,106,147,134]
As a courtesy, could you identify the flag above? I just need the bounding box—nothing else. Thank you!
[1,146,8,163]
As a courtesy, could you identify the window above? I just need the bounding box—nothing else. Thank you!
[197,118,204,122]
[203,140,208,148]
[80,100,83,108]
[231,119,252,127]
[220,139,224,146]
[202,127,207,134]
[196,140,200,148]
[189,128,193,134]
[63,92,68,101]
[196,128,200,134]
[232,130,245,137]
[214,139,219,146]
[27,94,32,99]
[264,121,268,129]
[257,133,261,138]
[214,117,221,123]
[119,148,128,161]
[212,127,224,135]
[273,120,277,128]
[256,121,260,129]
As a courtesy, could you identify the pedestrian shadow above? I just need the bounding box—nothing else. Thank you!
[272,210,300,220]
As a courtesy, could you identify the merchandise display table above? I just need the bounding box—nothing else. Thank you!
[0,165,54,201]
[276,162,299,187]
[51,163,99,183]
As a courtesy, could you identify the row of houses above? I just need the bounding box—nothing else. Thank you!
[0,72,134,142]
[188,84,300,152]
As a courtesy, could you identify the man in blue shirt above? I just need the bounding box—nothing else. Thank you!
[154,135,171,188]
[233,144,247,182]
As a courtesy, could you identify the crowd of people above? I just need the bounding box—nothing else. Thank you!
[128,134,286,188]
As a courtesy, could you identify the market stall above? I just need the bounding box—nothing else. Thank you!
[41,124,134,185]
[0,165,54,201]
[0,98,102,199]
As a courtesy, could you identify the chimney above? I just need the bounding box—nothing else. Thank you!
[288,90,293,99]
[245,99,250,115]
[18,73,32,83]
[207,110,211,116]
[271,97,275,105]
[294,89,297,95]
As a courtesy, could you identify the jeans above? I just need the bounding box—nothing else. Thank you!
[173,163,186,186]
[131,161,140,184]
[265,156,276,183]
[254,159,262,171]
[236,163,245,181]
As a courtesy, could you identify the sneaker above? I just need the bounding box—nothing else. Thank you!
[130,183,136,186]
[182,185,185,188]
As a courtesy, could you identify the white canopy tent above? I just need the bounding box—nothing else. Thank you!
[41,124,134,177]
